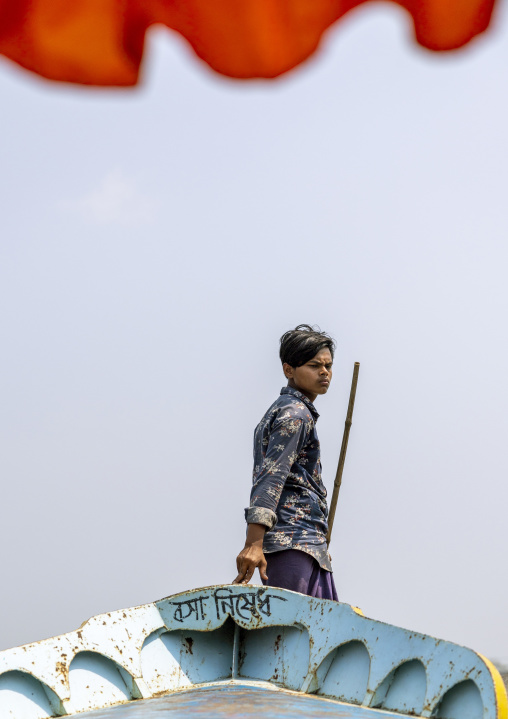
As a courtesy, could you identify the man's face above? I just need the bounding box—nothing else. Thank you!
[283,347,333,402]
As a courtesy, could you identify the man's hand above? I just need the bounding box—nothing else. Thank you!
[233,523,268,584]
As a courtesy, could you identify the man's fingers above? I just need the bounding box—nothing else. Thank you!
[233,558,247,583]
[259,559,268,582]
[235,558,256,585]
[234,551,267,585]
[233,569,253,585]
[243,563,256,582]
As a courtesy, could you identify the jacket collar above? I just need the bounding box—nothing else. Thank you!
[280,386,319,420]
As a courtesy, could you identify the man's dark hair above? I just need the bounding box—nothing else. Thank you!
[279,324,336,368]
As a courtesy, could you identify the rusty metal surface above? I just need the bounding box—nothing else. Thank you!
[0,584,506,719]
[76,683,405,719]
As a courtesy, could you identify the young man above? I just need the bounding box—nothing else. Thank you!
[233,324,338,600]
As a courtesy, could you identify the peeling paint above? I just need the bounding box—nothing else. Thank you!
[0,585,505,719]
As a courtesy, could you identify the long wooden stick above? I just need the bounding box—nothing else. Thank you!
[326,362,360,545]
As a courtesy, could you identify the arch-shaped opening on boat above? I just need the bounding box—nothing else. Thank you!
[371,659,427,715]
[140,619,235,694]
[141,618,309,693]
[315,640,371,704]
[238,623,310,691]
[69,651,139,713]
[0,670,65,718]
[432,679,483,719]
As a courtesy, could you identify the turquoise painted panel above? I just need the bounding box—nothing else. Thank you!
[317,641,370,703]
[0,585,505,718]
[239,625,310,689]
[154,586,506,719]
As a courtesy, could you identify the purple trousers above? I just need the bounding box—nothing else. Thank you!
[262,549,338,601]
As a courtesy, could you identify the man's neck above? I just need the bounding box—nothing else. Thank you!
[287,380,317,403]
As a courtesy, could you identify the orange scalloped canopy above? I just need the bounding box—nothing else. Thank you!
[0,0,497,86]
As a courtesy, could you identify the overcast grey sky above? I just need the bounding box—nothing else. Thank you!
[1,3,507,666]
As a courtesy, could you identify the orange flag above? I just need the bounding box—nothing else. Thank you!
[0,0,497,86]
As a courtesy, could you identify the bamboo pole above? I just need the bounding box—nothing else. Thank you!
[326,362,360,545]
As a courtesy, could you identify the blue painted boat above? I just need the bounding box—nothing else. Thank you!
[0,585,506,719]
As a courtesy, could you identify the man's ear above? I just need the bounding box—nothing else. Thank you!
[283,363,294,379]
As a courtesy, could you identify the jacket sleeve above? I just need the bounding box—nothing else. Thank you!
[245,414,308,529]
